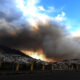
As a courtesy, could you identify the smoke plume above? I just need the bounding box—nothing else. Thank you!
[0,0,80,61]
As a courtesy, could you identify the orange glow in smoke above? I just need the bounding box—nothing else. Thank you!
[21,50,55,62]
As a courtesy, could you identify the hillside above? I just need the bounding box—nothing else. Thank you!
[0,45,33,64]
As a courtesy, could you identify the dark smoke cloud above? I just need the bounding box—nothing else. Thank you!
[0,0,22,22]
[0,0,80,60]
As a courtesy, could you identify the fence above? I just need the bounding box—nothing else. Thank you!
[0,61,79,72]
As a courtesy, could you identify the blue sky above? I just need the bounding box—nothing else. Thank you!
[40,0,80,21]
[16,0,80,36]
[37,0,80,35]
